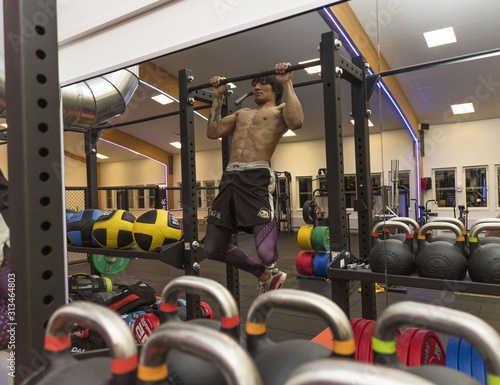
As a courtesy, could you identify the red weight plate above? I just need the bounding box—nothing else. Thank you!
[407,329,446,367]
[357,320,376,363]
[296,251,315,276]
[396,328,420,365]
[353,319,371,361]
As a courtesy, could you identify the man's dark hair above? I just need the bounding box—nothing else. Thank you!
[251,74,284,105]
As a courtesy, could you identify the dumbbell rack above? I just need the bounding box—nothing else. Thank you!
[328,254,500,320]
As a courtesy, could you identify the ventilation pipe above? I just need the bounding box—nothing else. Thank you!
[0,52,139,128]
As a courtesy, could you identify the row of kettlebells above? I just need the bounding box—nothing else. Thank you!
[369,216,500,283]
[21,275,500,385]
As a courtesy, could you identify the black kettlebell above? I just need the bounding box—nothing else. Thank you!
[369,220,414,275]
[372,301,500,385]
[416,221,468,280]
[21,301,137,385]
[137,322,262,385]
[245,289,355,385]
[468,222,500,283]
[470,218,500,245]
[284,359,436,385]
[157,276,240,385]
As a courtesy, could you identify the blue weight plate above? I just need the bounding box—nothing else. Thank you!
[446,336,460,370]
[458,338,472,377]
[471,345,487,385]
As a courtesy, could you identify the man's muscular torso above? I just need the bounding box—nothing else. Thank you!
[229,104,287,163]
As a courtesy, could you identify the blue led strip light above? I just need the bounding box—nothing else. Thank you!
[322,7,419,143]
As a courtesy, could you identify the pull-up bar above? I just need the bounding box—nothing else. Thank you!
[188,59,321,92]
[374,47,500,78]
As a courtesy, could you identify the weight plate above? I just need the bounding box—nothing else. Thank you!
[302,200,317,224]
[297,225,314,250]
[295,251,315,276]
[458,337,473,377]
[446,336,460,370]
[357,320,376,363]
[471,342,487,385]
[312,252,330,278]
[312,226,330,251]
[396,328,420,366]
[408,329,446,367]
[91,254,130,275]
[353,319,370,361]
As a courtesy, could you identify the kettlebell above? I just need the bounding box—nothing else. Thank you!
[372,301,500,385]
[369,220,414,275]
[468,222,500,283]
[416,221,468,280]
[21,301,137,385]
[388,216,420,256]
[470,218,500,243]
[157,276,240,385]
[245,289,355,385]
[137,322,262,385]
[284,359,436,385]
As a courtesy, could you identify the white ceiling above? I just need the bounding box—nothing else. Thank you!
[63,0,500,163]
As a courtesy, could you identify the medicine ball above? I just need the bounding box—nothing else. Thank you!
[67,209,104,247]
[133,209,182,251]
[92,210,136,249]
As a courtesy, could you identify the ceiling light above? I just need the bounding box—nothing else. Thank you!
[170,141,182,149]
[282,129,296,137]
[96,153,109,159]
[152,94,174,105]
[299,58,321,74]
[451,102,474,115]
[227,82,237,89]
[350,119,374,127]
[424,27,456,48]
[0,123,7,128]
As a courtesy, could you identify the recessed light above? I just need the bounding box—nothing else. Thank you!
[96,153,109,159]
[170,142,182,149]
[451,102,474,115]
[282,129,296,137]
[0,123,7,128]
[152,94,174,105]
[299,59,321,74]
[424,27,456,48]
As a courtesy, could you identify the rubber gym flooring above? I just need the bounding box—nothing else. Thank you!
[68,230,500,344]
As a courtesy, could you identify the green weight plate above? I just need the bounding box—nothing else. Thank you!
[312,226,330,251]
[92,254,130,275]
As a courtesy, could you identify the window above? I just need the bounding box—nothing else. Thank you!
[464,166,487,207]
[297,176,312,209]
[148,188,156,208]
[434,168,456,207]
[105,190,113,209]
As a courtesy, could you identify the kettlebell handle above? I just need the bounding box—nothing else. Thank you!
[137,322,262,385]
[470,218,500,232]
[158,276,240,337]
[372,301,500,378]
[246,289,355,358]
[428,216,465,231]
[45,301,137,380]
[372,220,412,235]
[388,217,420,230]
[469,222,500,239]
[418,221,462,238]
[284,359,436,385]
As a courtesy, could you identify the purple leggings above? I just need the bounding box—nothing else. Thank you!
[204,222,278,278]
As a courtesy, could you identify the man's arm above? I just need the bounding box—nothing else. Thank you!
[281,80,303,131]
[207,76,237,139]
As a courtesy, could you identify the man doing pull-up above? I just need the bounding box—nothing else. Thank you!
[204,62,303,293]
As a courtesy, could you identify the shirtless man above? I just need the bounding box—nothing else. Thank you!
[204,62,303,293]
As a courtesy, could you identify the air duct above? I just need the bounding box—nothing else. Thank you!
[0,52,139,128]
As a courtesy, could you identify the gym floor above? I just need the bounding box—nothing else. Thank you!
[68,230,500,344]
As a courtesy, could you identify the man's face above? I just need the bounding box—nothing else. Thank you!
[252,80,276,105]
